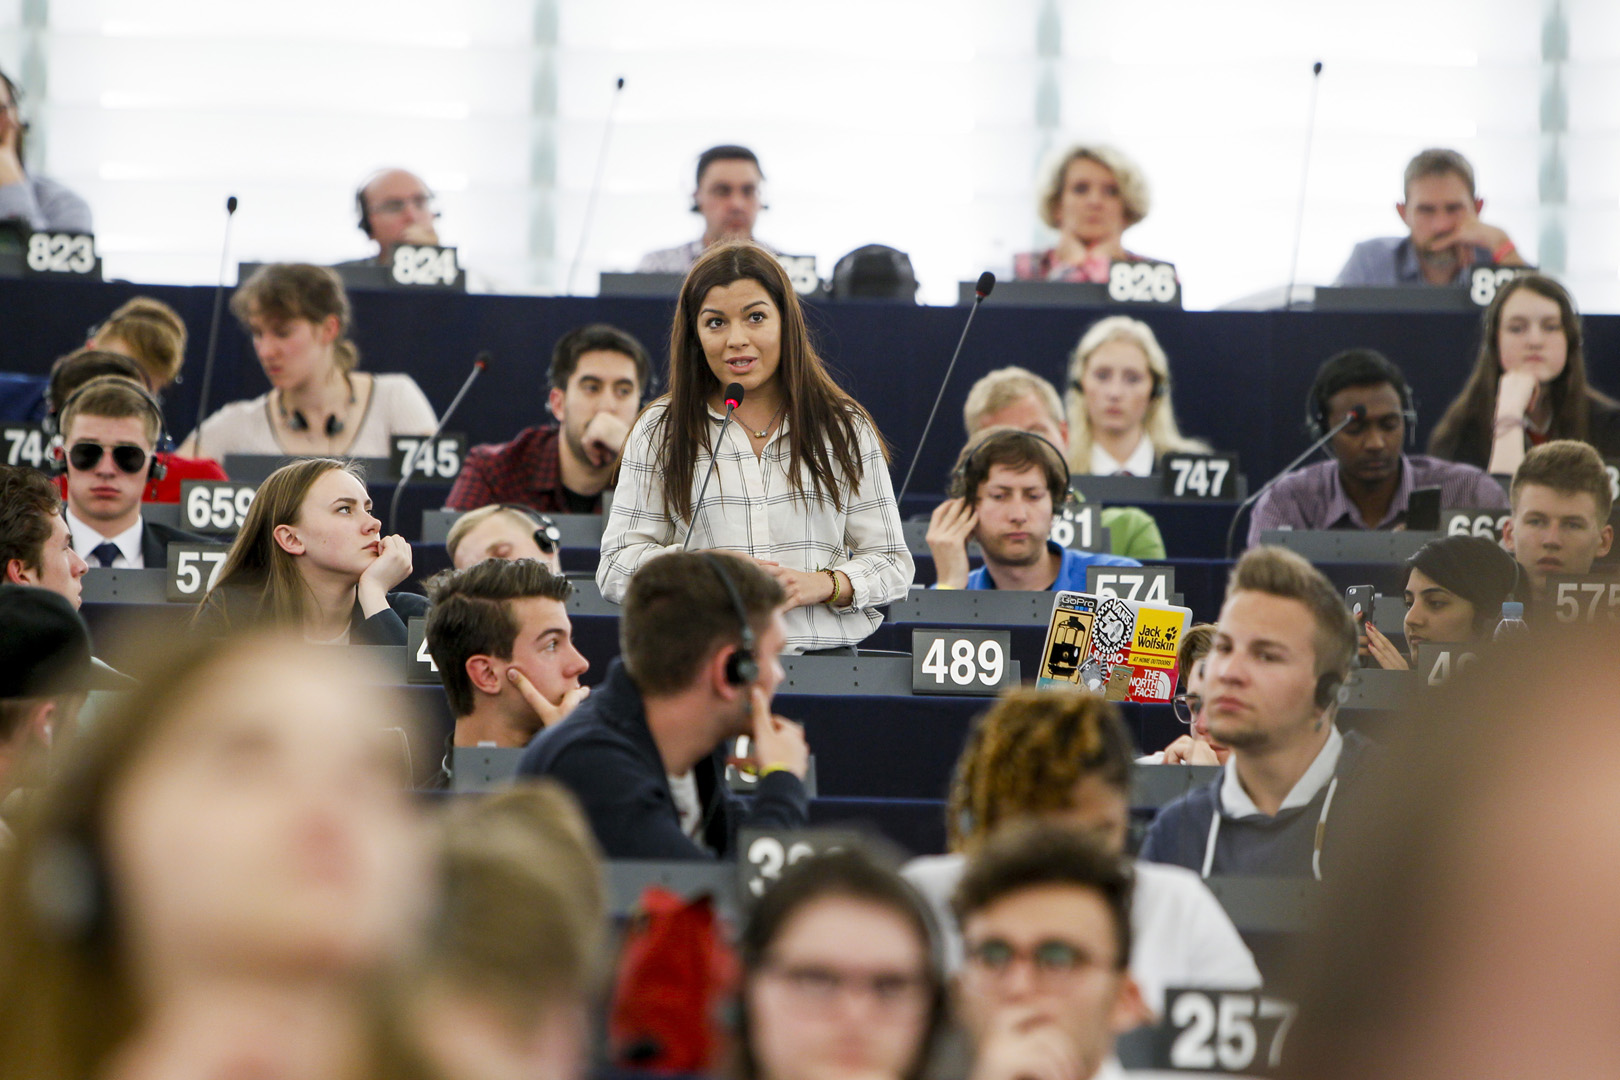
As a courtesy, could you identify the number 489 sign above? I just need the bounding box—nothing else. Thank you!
[911,628,1013,696]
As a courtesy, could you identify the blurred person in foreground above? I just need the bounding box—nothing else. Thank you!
[734,847,946,1080]
[1282,621,1620,1080]
[904,687,1258,1013]
[402,783,606,1080]
[952,824,1152,1080]
[0,634,432,1080]
[0,587,119,845]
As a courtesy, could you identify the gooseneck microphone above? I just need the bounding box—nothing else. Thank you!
[388,351,490,535]
[1225,402,1366,558]
[685,382,744,550]
[566,76,627,296]
[191,194,238,457]
[895,271,995,507]
[1283,61,1324,312]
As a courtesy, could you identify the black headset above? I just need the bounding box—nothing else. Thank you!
[494,504,562,555]
[279,376,356,439]
[1314,671,1346,712]
[950,428,1076,509]
[1305,376,1419,446]
[48,377,170,482]
[1068,369,1165,402]
[702,553,758,687]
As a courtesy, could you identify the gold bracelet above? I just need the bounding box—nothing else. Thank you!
[824,568,841,608]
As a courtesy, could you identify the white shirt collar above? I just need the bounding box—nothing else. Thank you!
[65,506,144,567]
[1089,435,1155,477]
[1220,726,1343,818]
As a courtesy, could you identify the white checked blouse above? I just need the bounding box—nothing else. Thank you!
[598,400,915,653]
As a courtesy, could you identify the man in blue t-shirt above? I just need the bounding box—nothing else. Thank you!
[927,427,1138,591]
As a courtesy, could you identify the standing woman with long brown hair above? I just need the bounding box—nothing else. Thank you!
[599,241,912,654]
[195,458,424,645]
[1428,273,1620,474]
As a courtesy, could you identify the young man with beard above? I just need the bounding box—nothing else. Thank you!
[447,324,650,514]
[1139,546,1377,880]
[516,551,809,859]
[1247,350,1506,548]
[927,428,1138,591]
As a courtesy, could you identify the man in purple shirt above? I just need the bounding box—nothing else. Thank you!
[1248,350,1507,547]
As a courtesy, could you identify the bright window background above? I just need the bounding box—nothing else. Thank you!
[3,0,1614,312]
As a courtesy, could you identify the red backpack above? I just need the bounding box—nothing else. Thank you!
[609,887,739,1073]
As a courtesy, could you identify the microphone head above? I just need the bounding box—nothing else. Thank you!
[616,76,625,90]
[724,382,745,409]
[225,195,238,214]
[1349,404,1367,422]
[975,271,996,299]
[474,350,492,370]
[1312,60,1323,75]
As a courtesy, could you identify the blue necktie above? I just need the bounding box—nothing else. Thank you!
[91,542,122,568]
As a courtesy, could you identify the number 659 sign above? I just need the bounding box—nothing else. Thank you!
[911,629,1013,696]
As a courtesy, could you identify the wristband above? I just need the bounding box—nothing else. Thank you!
[760,763,792,778]
[934,583,961,590]
[824,568,842,608]
[1491,239,1517,263]
[1494,415,1528,435]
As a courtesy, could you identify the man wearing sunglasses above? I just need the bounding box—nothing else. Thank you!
[59,377,201,569]
[952,824,1149,1080]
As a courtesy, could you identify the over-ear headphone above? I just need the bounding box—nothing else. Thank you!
[1314,670,1346,712]
[951,429,1075,510]
[48,377,170,482]
[495,504,562,554]
[1068,368,1166,402]
[702,553,758,687]
[1305,379,1419,446]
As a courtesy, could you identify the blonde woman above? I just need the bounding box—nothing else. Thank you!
[1065,315,1209,476]
[1014,144,1159,283]
[195,458,424,645]
[179,263,435,460]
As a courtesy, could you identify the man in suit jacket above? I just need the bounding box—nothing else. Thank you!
[517,551,809,860]
[58,376,204,569]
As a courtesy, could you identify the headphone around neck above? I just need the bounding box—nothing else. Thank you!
[702,553,758,687]
[48,378,170,482]
[279,375,357,439]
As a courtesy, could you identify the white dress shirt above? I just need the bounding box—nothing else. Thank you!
[67,507,145,569]
[1219,726,1343,818]
[1089,436,1156,477]
[599,401,914,654]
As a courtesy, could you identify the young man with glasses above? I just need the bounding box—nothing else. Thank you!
[1142,623,1229,767]
[952,824,1150,1080]
[58,377,202,569]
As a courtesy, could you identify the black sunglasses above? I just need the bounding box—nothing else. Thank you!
[69,442,148,474]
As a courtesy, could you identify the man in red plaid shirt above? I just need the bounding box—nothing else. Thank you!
[447,324,650,515]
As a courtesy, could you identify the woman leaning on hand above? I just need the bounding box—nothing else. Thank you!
[1428,273,1620,474]
[597,241,913,655]
[1014,143,1162,284]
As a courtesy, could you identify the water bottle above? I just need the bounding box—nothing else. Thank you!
[1493,601,1529,643]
